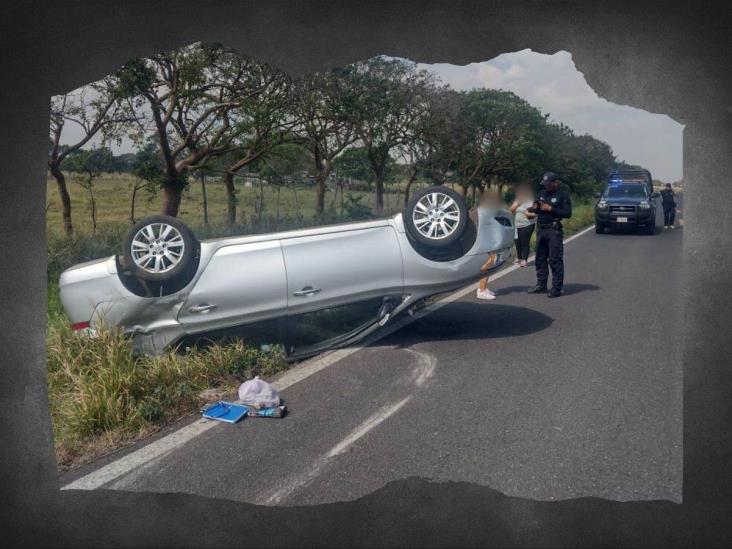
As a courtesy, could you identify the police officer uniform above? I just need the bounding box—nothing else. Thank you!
[528,172,572,298]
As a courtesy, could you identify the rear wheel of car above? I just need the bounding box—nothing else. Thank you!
[404,186,468,248]
[645,222,656,235]
[123,215,198,284]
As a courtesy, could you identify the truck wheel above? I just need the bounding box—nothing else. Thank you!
[595,223,605,234]
[404,186,468,248]
[645,223,656,235]
[123,215,198,283]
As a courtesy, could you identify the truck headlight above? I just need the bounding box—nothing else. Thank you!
[639,201,650,209]
[597,200,607,209]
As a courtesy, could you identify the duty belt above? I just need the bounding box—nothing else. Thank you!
[537,221,562,229]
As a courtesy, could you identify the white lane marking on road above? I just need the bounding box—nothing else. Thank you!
[263,397,412,506]
[62,224,595,492]
[404,347,437,387]
[61,419,217,490]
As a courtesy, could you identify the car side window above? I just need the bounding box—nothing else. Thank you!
[286,297,385,356]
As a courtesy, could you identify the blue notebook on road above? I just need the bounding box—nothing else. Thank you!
[201,401,248,423]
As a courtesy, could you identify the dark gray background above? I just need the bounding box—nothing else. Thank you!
[0,0,730,546]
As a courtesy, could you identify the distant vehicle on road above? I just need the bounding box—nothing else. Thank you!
[59,186,514,359]
[595,170,659,234]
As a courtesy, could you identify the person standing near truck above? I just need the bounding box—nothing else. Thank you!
[527,172,572,298]
[660,182,677,229]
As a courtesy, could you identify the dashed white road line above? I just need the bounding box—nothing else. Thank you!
[62,224,595,492]
[263,396,412,506]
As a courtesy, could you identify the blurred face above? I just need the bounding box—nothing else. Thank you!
[546,180,560,192]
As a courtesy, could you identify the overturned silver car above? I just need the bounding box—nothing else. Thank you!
[59,186,514,359]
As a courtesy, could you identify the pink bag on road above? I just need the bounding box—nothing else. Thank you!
[237,375,280,409]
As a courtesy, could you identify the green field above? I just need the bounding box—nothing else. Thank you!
[46,172,411,237]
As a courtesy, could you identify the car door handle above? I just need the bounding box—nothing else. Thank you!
[188,303,218,314]
[293,286,321,297]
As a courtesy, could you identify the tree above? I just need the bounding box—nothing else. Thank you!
[452,89,547,201]
[292,70,357,215]
[342,57,439,214]
[215,56,295,225]
[49,81,130,234]
[129,144,164,223]
[63,147,113,233]
[116,42,256,217]
[398,87,465,205]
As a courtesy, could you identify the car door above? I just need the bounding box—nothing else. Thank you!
[178,239,287,335]
[280,223,403,315]
[281,223,404,356]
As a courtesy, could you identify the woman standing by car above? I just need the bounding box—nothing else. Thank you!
[510,183,537,267]
[476,188,505,300]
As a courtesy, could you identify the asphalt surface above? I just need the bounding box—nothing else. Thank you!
[66,203,683,505]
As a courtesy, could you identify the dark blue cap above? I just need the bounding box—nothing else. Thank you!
[541,172,559,185]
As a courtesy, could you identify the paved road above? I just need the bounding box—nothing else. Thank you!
[64,203,683,505]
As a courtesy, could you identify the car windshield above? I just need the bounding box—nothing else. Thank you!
[604,184,648,198]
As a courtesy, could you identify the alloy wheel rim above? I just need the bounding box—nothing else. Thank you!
[131,223,185,274]
[412,192,461,240]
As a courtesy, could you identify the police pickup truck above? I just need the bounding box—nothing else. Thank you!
[594,170,659,235]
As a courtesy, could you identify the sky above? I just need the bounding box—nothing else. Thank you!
[416,49,683,182]
[59,48,683,182]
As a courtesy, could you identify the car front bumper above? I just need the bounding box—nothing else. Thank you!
[595,208,654,226]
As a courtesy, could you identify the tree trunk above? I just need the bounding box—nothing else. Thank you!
[461,184,469,198]
[50,165,73,235]
[200,172,209,225]
[223,172,236,225]
[88,186,97,234]
[162,185,183,217]
[130,184,138,224]
[315,173,327,215]
[374,176,385,215]
[275,186,281,229]
[403,168,419,208]
[471,183,477,208]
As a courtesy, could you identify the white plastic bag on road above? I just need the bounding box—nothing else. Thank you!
[237,376,280,409]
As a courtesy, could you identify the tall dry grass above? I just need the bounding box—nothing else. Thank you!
[47,321,287,469]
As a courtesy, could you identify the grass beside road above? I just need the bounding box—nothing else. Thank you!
[48,319,288,470]
[46,175,596,470]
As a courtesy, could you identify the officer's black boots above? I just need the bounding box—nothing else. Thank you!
[547,288,562,298]
[527,284,548,294]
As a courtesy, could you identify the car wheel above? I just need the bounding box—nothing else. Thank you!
[404,186,468,248]
[646,223,656,235]
[123,215,198,283]
[595,222,604,234]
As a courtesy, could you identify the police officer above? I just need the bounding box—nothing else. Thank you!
[527,172,572,298]
[660,182,677,229]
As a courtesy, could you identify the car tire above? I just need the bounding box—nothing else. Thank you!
[122,215,198,283]
[645,223,656,235]
[595,222,604,234]
[404,186,468,248]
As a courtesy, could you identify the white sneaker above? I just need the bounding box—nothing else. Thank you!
[476,289,496,300]
[670,225,675,229]
[664,225,669,229]
[520,259,528,267]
